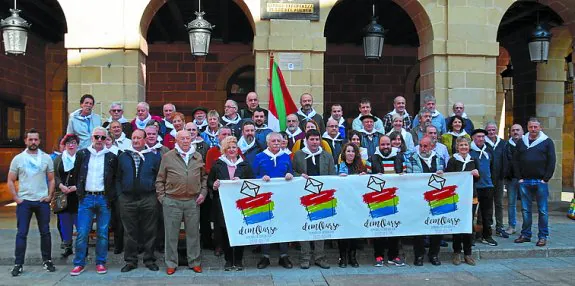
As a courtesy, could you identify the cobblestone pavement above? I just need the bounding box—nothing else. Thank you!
[0,256,574,285]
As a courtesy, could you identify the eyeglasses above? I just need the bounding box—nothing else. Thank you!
[224,106,236,109]
[110,109,122,112]
[287,120,297,123]
[187,129,197,132]
[93,135,106,140]
[66,141,78,145]
[327,125,338,128]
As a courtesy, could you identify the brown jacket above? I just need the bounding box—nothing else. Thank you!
[155,149,207,202]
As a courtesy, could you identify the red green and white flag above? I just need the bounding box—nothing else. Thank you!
[268,54,298,132]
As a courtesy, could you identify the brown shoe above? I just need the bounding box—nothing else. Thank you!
[514,235,531,243]
[166,267,176,275]
[536,238,546,247]
[191,266,202,273]
[452,253,461,265]
[464,255,476,266]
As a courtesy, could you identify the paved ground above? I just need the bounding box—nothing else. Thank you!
[0,256,574,285]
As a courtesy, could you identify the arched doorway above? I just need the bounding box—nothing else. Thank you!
[496,0,573,199]
[141,0,255,118]
[226,66,255,109]
[323,0,430,122]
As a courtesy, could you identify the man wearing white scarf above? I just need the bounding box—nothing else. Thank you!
[220,100,242,138]
[412,95,447,134]
[446,102,475,134]
[292,129,336,269]
[8,129,56,276]
[116,130,161,272]
[103,102,133,138]
[66,94,102,150]
[485,121,509,238]
[296,93,325,134]
[156,130,206,275]
[109,121,132,151]
[145,126,170,156]
[469,129,498,247]
[352,98,384,132]
[327,104,348,139]
[191,107,209,133]
[512,118,555,247]
[162,103,176,131]
[237,121,261,164]
[253,108,273,150]
[131,102,164,135]
[285,114,305,150]
[358,115,383,158]
[382,96,413,132]
[323,118,347,163]
[504,124,524,235]
[403,136,444,266]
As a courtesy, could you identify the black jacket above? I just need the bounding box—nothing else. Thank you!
[74,148,118,202]
[115,150,161,196]
[486,138,508,182]
[207,158,254,227]
[53,155,79,212]
[512,136,556,181]
[368,153,403,174]
[446,156,479,198]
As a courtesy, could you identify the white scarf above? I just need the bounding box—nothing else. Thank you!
[431,110,440,118]
[169,128,178,138]
[22,149,44,177]
[485,136,501,149]
[447,129,468,137]
[374,147,398,159]
[219,155,244,167]
[508,138,517,147]
[107,115,128,124]
[62,150,76,172]
[262,148,284,167]
[114,132,129,146]
[157,135,163,143]
[322,132,342,147]
[126,146,152,161]
[281,148,292,155]
[175,143,196,165]
[135,114,151,130]
[386,128,408,139]
[89,146,110,156]
[205,128,218,139]
[195,119,208,129]
[471,142,489,159]
[301,146,323,165]
[221,114,241,125]
[237,136,256,153]
[453,153,472,171]
[450,112,468,119]
[164,118,174,130]
[285,127,303,144]
[388,109,410,119]
[146,141,163,151]
[72,109,92,121]
[328,116,345,127]
[297,108,317,121]
[522,132,548,149]
[105,146,118,155]
[256,124,270,131]
[359,128,378,136]
[418,151,436,168]
[191,137,204,144]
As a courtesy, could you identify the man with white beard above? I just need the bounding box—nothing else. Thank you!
[285,114,305,150]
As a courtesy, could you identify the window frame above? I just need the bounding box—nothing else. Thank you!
[0,99,25,148]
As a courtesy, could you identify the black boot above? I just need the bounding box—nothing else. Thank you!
[61,241,73,258]
[338,250,347,268]
[348,250,359,268]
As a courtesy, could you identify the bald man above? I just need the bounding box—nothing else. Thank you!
[504,124,524,235]
[382,96,412,133]
[296,93,325,134]
[445,102,474,134]
[239,92,280,132]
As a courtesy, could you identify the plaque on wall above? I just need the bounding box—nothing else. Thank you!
[261,0,320,21]
[278,53,304,71]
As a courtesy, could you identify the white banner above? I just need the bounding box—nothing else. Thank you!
[219,172,473,247]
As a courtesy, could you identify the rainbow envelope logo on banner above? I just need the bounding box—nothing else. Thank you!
[300,178,337,221]
[236,181,275,225]
[423,174,459,215]
[363,176,399,218]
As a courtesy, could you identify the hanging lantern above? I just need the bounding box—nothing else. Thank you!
[363,4,385,60]
[0,7,31,56]
[500,62,514,92]
[528,24,552,63]
[186,9,214,57]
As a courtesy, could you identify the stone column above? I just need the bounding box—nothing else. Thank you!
[254,18,326,114]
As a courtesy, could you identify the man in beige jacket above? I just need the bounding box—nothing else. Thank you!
[156,130,207,275]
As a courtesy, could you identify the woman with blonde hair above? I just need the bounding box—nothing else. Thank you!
[207,136,254,271]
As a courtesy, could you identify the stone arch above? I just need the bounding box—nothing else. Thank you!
[214,54,256,113]
[138,0,256,39]
[325,0,435,46]
[46,60,68,152]
[404,62,420,112]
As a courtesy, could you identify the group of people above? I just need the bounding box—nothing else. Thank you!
[7,91,555,276]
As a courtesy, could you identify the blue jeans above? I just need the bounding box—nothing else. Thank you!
[73,195,111,266]
[15,200,52,265]
[507,179,519,228]
[519,180,549,239]
[58,212,77,243]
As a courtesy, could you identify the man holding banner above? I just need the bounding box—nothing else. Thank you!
[403,136,445,266]
[253,132,294,269]
[292,129,337,269]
